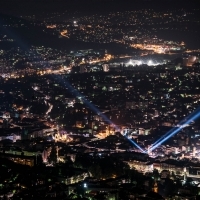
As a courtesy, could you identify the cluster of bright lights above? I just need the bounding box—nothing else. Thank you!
[54,75,200,155]
[147,59,162,66]
[148,60,153,65]
[138,61,142,65]
[48,72,200,155]
[127,59,143,66]
[4,27,147,153]
[53,75,147,152]
[14,27,196,155]
[53,132,73,143]
[126,59,162,67]
[124,107,200,154]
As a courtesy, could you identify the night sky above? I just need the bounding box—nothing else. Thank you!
[0,0,199,15]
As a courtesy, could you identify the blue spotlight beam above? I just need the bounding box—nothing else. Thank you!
[0,18,30,51]
[124,136,146,153]
[149,112,200,152]
[149,111,200,152]
[54,75,113,124]
[0,19,146,155]
[55,76,146,153]
[149,107,200,149]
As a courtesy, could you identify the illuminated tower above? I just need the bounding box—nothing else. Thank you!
[42,149,48,163]
[183,167,187,181]
[175,147,178,154]
[193,147,196,157]
[102,64,109,72]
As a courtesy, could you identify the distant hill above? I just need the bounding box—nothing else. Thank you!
[0,0,199,16]
[0,13,134,53]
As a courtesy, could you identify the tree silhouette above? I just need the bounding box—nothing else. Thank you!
[89,164,102,180]
[48,146,57,164]
[153,169,160,181]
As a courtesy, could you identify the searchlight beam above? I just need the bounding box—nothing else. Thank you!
[149,111,200,153]
[149,108,200,150]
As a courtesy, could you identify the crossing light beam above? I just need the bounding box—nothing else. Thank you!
[52,75,150,154]
[149,107,200,150]
[124,135,146,153]
[148,111,200,153]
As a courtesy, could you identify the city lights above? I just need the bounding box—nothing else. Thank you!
[126,59,144,66]
[148,110,200,153]
[149,108,200,150]
[54,74,116,127]
[83,183,87,188]
[1,2,200,199]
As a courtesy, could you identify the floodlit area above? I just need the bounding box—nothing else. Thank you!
[125,59,163,66]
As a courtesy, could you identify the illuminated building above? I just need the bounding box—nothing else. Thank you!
[52,131,73,143]
[102,64,109,72]
[183,55,197,66]
[42,149,49,163]
[2,112,10,119]
[96,129,115,139]
[76,121,83,128]
[27,128,55,139]
[184,167,187,181]
[153,163,185,175]
[58,172,88,185]
[0,127,21,142]
[0,133,21,142]
[125,160,153,173]
[125,59,142,67]
[193,147,196,157]
[46,24,56,29]
[0,150,41,167]
[188,55,197,66]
